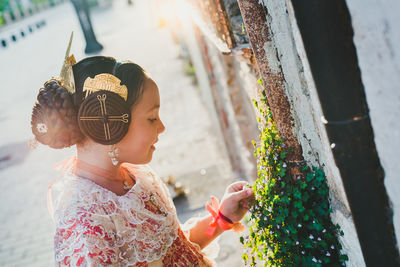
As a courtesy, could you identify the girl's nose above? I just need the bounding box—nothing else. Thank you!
[158,120,166,134]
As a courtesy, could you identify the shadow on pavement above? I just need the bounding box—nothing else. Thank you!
[0,142,30,170]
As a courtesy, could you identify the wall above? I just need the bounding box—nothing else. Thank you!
[258,1,366,265]
[345,0,400,248]
[198,36,259,180]
[175,0,400,264]
[180,0,366,264]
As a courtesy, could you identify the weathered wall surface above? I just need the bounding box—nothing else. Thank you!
[260,1,366,265]
[177,0,400,264]
[175,2,258,180]
[345,0,400,247]
[201,41,258,180]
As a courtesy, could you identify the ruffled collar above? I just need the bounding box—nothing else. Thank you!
[65,166,141,199]
[49,157,180,265]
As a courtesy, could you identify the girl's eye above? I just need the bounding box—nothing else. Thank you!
[149,118,157,123]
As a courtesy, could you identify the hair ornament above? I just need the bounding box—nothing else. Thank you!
[58,31,76,94]
[78,91,131,145]
[83,73,128,101]
[78,69,131,145]
[30,33,84,149]
[31,33,132,148]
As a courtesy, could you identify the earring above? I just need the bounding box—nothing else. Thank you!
[108,144,119,166]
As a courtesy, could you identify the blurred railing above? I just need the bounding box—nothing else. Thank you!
[0,0,107,27]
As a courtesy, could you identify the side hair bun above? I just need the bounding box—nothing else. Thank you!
[31,79,84,149]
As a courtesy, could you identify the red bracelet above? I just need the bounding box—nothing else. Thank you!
[205,196,245,237]
[218,210,233,224]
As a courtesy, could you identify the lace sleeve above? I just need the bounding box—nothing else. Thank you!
[181,216,220,261]
[54,208,121,266]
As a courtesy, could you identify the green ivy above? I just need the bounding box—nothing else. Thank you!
[241,79,348,266]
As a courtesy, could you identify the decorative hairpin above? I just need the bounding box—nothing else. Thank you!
[83,73,128,101]
[58,32,127,102]
[59,31,76,94]
[56,32,131,146]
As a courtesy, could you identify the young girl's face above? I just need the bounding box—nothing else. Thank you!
[117,78,165,164]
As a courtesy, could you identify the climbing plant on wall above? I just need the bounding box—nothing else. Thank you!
[241,79,348,266]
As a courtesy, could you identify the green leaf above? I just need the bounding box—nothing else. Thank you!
[314,223,323,231]
[293,189,301,199]
[300,181,307,189]
[306,172,314,182]
[242,253,248,263]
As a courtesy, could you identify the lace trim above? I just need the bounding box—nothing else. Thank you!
[50,163,180,265]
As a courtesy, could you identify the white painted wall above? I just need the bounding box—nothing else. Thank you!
[261,0,366,265]
[345,0,400,248]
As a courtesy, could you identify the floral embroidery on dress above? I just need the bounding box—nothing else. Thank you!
[49,162,216,266]
[162,229,214,267]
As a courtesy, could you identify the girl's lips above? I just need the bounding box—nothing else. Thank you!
[151,139,158,150]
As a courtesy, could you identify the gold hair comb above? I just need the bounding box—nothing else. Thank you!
[83,73,128,101]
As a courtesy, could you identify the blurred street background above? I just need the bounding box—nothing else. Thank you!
[0,0,246,266]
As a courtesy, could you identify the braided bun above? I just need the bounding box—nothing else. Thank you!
[31,79,84,148]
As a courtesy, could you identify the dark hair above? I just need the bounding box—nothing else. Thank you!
[30,56,148,149]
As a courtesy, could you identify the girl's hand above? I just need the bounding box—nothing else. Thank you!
[219,181,254,223]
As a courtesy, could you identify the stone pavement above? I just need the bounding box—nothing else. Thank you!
[0,0,246,266]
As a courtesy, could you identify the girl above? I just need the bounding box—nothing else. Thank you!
[31,55,254,266]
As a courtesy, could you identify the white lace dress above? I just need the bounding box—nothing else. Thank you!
[48,162,217,266]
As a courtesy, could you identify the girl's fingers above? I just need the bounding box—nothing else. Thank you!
[240,200,249,209]
[230,187,253,201]
[228,181,249,193]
